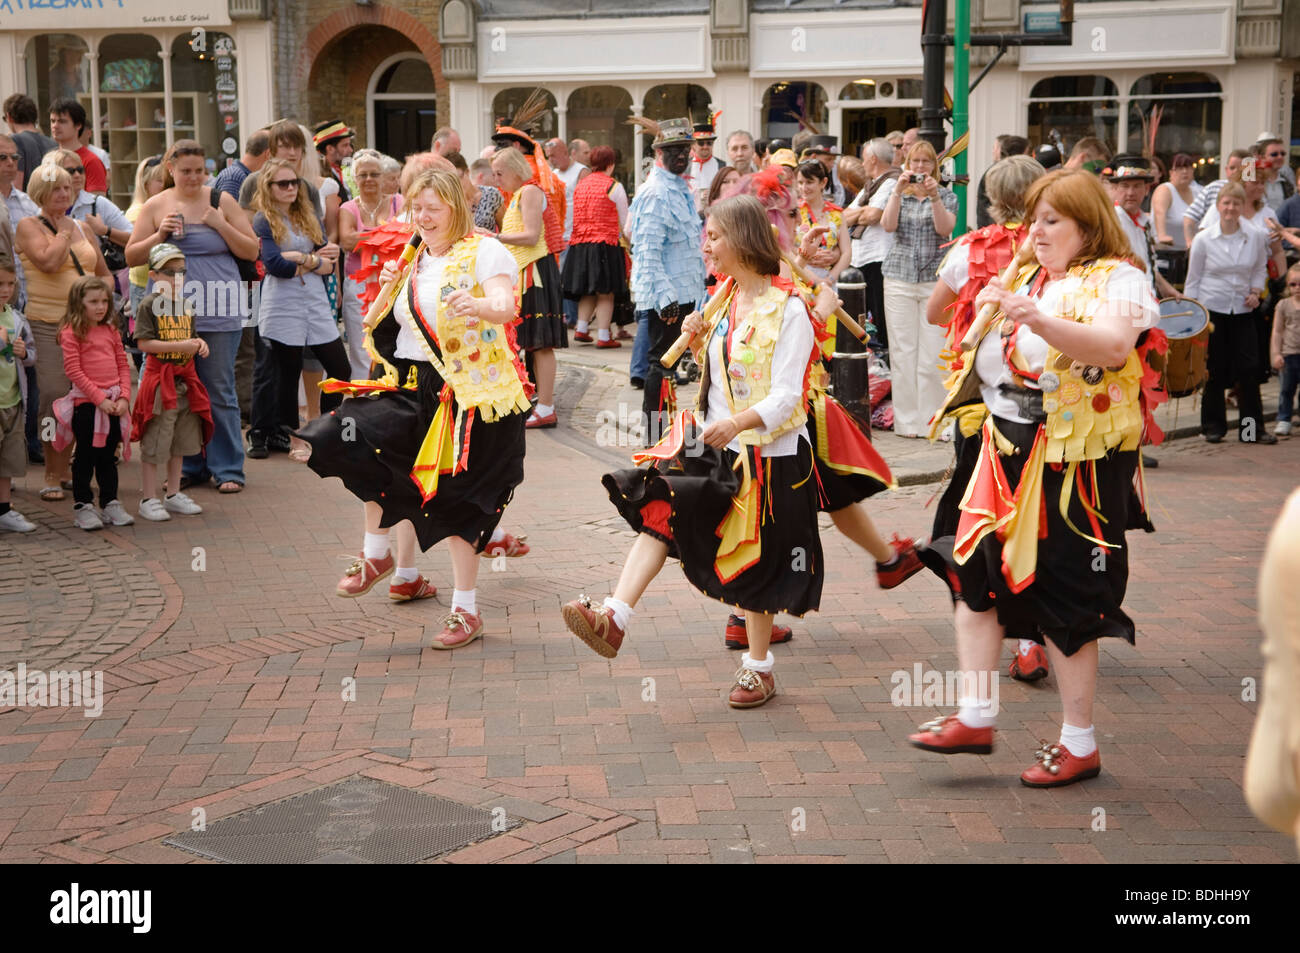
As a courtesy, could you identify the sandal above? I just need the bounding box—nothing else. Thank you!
[217,481,243,494]
[39,486,65,502]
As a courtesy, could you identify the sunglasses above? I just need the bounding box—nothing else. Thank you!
[157,266,185,276]
[144,155,163,168]
[63,165,85,175]
[271,178,301,189]
[0,153,18,162]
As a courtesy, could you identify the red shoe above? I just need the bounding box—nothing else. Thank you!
[876,535,924,589]
[431,610,484,649]
[595,338,622,349]
[389,574,437,602]
[526,409,557,429]
[562,595,625,658]
[908,714,994,754]
[336,552,394,597]
[1008,643,1050,682]
[573,331,594,343]
[1020,742,1101,788]
[482,532,529,558]
[728,668,777,709]
[723,614,793,650]
[616,328,633,341]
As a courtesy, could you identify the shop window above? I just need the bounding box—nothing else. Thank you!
[896,78,923,100]
[839,81,877,102]
[170,33,240,175]
[567,86,634,192]
[23,34,89,122]
[492,87,558,142]
[643,84,711,125]
[81,35,163,206]
[761,82,827,141]
[1027,75,1119,161]
[1127,72,1223,182]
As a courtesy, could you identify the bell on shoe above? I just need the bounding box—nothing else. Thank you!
[562,595,625,658]
[431,609,483,649]
[727,667,777,709]
[336,552,394,597]
[1020,741,1101,788]
[723,613,792,650]
[907,713,994,754]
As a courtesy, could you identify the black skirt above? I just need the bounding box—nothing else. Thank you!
[515,254,568,351]
[603,435,823,616]
[561,242,628,298]
[298,358,526,552]
[919,415,1154,656]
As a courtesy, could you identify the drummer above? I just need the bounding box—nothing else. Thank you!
[1185,182,1277,444]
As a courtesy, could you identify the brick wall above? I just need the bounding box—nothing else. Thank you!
[274,0,447,139]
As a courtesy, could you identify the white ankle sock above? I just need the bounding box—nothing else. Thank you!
[1018,639,1036,655]
[603,597,633,631]
[395,566,418,583]
[452,589,477,615]
[1059,722,1097,757]
[741,651,775,674]
[535,403,554,418]
[957,694,997,729]
[363,532,389,560]
[489,527,505,544]
[597,328,611,342]
[576,320,590,333]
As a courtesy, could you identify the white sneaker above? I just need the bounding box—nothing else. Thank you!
[1276,420,1292,437]
[0,509,36,533]
[74,503,104,531]
[138,498,171,522]
[163,491,202,516]
[100,500,135,526]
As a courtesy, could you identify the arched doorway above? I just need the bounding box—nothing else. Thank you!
[567,86,634,190]
[368,53,438,159]
[308,24,422,153]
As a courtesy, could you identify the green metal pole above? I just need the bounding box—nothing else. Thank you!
[953,0,970,236]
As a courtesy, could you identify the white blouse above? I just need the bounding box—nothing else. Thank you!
[393,237,518,361]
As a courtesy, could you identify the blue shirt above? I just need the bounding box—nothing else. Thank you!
[628,165,705,313]
[214,161,251,202]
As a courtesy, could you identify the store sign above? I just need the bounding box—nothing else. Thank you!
[0,0,231,29]
[1023,11,1061,34]
[751,12,922,73]
[1020,2,1232,66]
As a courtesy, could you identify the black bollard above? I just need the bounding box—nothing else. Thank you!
[831,266,872,429]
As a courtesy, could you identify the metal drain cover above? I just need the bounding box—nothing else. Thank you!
[164,777,518,864]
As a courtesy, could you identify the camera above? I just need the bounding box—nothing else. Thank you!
[906,173,926,184]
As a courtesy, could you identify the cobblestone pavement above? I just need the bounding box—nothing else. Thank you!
[0,351,1295,863]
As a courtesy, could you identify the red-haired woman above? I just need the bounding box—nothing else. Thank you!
[561,145,628,348]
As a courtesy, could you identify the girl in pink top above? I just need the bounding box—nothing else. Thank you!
[55,275,134,529]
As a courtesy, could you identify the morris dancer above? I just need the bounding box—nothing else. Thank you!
[910,169,1162,787]
[926,153,1050,681]
[561,195,820,709]
[300,170,531,647]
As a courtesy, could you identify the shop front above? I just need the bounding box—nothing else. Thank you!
[0,0,274,207]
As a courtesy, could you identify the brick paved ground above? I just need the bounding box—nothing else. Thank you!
[0,347,1295,864]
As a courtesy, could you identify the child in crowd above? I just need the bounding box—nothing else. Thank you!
[131,244,213,520]
[1272,262,1300,437]
[53,275,134,531]
[0,265,38,533]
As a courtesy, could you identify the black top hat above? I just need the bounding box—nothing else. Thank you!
[1034,144,1062,170]
[801,135,840,157]
[1103,154,1155,181]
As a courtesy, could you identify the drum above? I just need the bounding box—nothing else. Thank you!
[1158,297,1211,397]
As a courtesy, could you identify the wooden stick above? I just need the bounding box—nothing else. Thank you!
[363,234,423,330]
[959,237,1038,352]
[780,247,868,342]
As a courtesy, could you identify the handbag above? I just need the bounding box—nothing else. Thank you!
[91,198,129,272]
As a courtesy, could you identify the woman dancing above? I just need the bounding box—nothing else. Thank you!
[561,195,821,709]
[910,169,1160,787]
[300,169,532,647]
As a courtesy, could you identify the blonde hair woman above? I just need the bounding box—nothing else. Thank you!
[125,155,167,318]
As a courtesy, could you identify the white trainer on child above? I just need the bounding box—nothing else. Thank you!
[164,491,202,516]
[100,500,135,526]
[138,498,171,522]
[0,510,36,533]
[1276,421,1292,437]
[74,503,104,531]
